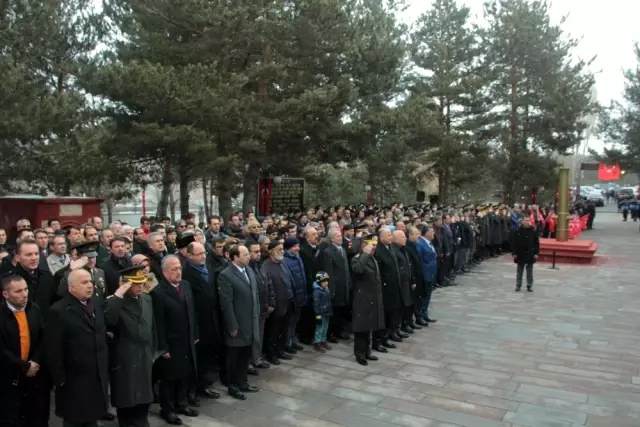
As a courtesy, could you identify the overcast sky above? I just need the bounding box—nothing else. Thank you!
[401,0,639,152]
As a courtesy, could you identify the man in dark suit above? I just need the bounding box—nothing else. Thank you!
[247,241,274,370]
[34,229,50,271]
[100,237,133,296]
[8,240,58,312]
[320,228,352,342]
[218,244,261,400]
[151,255,199,425]
[45,269,109,427]
[56,242,108,300]
[0,274,49,427]
[182,242,222,401]
[373,227,404,346]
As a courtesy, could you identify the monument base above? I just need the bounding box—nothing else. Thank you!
[538,238,598,265]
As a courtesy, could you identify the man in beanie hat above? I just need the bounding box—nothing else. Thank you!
[282,237,307,354]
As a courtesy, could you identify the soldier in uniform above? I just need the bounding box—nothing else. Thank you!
[56,242,108,300]
[105,266,157,427]
[350,234,385,365]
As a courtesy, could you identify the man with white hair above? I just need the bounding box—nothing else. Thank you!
[151,255,199,425]
[374,227,405,346]
[320,227,352,342]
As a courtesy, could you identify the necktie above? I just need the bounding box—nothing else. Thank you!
[241,268,250,283]
[175,284,184,299]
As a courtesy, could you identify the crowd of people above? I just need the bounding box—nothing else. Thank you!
[0,201,564,427]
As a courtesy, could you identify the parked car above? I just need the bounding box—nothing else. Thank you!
[586,191,605,207]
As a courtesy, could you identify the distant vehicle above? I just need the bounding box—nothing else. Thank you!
[586,191,605,207]
[617,187,638,201]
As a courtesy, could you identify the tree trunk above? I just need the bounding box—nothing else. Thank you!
[506,65,519,205]
[438,168,450,205]
[242,161,259,214]
[367,166,376,205]
[169,188,177,221]
[156,158,172,218]
[178,153,191,217]
[106,199,113,224]
[202,177,210,220]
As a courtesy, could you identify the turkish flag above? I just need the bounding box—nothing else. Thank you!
[597,163,621,181]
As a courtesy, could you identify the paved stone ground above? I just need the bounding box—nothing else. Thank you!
[60,208,640,427]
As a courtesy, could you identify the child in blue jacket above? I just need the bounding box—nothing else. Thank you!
[313,271,333,352]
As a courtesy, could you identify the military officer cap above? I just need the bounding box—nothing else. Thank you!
[362,233,378,245]
[72,241,99,258]
[176,232,196,249]
[355,223,368,232]
[343,224,354,231]
[118,265,147,284]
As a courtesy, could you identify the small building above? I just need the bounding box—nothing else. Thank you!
[0,195,103,232]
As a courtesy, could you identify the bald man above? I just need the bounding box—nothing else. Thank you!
[46,269,109,427]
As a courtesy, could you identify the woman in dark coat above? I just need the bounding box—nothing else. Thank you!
[105,267,157,427]
[351,235,385,365]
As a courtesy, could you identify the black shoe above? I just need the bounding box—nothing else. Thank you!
[373,344,388,353]
[240,385,260,393]
[267,355,281,365]
[255,360,270,369]
[356,356,368,366]
[515,286,521,292]
[187,396,200,407]
[396,330,410,339]
[101,413,116,421]
[293,343,304,351]
[408,322,422,330]
[425,317,437,323]
[527,286,533,292]
[366,354,379,361]
[277,352,293,360]
[327,336,339,344]
[177,407,198,417]
[200,388,220,399]
[161,411,183,425]
[382,341,397,349]
[228,388,246,400]
[284,346,298,354]
[401,326,414,335]
[416,318,429,327]
[247,367,259,376]
[389,333,403,342]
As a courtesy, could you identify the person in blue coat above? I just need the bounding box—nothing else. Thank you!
[311,271,333,353]
[282,237,307,354]
[414,225,438,325]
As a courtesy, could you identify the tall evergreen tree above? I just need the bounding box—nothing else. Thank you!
[410,0,488,203]
[482,0,596,203]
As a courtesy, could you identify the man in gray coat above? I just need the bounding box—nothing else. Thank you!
[105,265,156,427]
[217,244,261,401]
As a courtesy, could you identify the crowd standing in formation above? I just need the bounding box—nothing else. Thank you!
[0,202,567,426]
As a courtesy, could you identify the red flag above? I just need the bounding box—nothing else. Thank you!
[597,163,621,181]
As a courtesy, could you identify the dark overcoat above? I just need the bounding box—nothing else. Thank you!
[12,264,58,312]
[350,252,385,333]
[404,241,425,299]
[374,244,402,311]
[261,260,293,317]
[511,226,540,265]
[151,279,198,380]
[105,293,156,409]
[217,264,261,347]
[45,293,109,423]
[299,242,321,296]
[182,262,222,347]
[320,244,352,307]
[393,245,413,308]
[0,300,49,427]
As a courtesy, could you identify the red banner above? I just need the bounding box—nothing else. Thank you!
[257,178,273,217]
[597,163,621,181]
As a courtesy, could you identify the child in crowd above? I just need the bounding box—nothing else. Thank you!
[312,271,333,352]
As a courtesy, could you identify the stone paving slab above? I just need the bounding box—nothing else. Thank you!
[51,210,640,427]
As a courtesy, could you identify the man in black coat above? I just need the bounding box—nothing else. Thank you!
[8,240,58,312]
[151,255,199,425]
[393,230,419,334]
[100,237,133,296]
[0,274,49,427]
[218,245,261,400]
[320,228,352,341]
[182,242,222,401]
[511,215,540,292]
[374,227,404,346]
[45,269,109,427]
[247,241,275,369]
